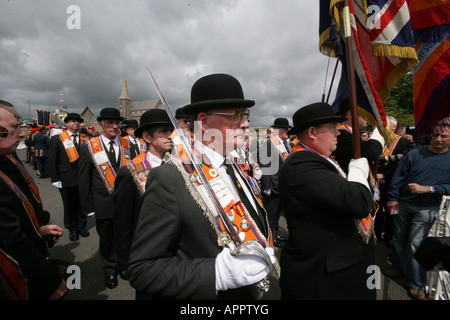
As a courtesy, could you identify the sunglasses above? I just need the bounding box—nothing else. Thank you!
[0,126,9,138]
[208,109,250,123]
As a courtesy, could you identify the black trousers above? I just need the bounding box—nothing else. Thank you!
[59,186,86,232]
[96,218,117,276]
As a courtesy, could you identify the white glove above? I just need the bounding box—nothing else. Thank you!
[369,127,385,147]
[347,158,370,190]
[215,247,270,292]
[263,189,271,196]
[52,181,62,188]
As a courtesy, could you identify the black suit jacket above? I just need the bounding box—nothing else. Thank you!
[0,156,61,299]
[258,138,285,195]
[279,150,375,299]
[77,138,126,219]
[127,160,268,299]
[48,134,79,187]
[112,165,144,271]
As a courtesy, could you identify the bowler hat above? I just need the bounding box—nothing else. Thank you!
[134,109,174,138]
[287,102,347,135]
[271,118,291,129]
[175,108,190,119]
[182,74,255,115]
[97,108,124,122]
[64,113,84,123]
[122,119,139,128]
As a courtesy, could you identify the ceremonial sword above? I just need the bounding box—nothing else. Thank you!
[146,68,275,295]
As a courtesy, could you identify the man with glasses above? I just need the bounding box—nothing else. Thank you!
[0,101,67,299]
[385,117,450,300]
[279,102,376,300]
[49,113,89,242]
[128,74,276,299]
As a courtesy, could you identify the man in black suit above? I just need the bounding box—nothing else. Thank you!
[259,118,292,247]
[0,102,67,300]
[128,74,278,299]
[121,119,143,159]
[49,113,89,241]
[113,109,173,284]
[279,102,376,299]
[78,108,130,289]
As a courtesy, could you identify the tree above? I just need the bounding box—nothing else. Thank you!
[385,72,415,125]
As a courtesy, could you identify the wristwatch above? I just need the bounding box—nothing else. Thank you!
[430,186,435,193]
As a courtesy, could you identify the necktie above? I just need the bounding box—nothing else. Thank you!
[224,161,267,236]
[72,134,78,147]
[108,141,116,164]
[109,141,115,154]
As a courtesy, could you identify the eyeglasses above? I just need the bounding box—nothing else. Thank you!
[0,126,9,138]
[314,124,339,132]
[208,109,250,123]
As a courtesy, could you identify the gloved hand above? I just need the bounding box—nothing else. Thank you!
[215,247,270,292]
[52,181,62,188]
[347,158,370,190]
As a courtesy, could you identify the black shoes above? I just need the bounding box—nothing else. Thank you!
[80,229,90,238]
[105,274,118,289]
[69,230,79,241]
[69,229,90,241]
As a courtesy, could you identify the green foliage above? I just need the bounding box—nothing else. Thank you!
[385,72,415,126]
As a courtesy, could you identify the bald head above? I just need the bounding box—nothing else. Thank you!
[0,100,22,121]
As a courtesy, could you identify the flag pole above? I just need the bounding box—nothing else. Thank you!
[343,0,361,158]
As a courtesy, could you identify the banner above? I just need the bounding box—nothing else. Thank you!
[319,0,418,142]
[408,0,450,137]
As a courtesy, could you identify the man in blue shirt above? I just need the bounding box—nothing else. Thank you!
[386,118,450,299]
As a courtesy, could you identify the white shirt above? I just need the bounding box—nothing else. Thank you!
[145,151,169,168]
[196,140,260,216]
[101,134,120,161]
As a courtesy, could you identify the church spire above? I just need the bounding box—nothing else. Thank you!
[118,73,132,101]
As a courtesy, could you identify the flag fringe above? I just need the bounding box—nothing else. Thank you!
[357,106,396,145]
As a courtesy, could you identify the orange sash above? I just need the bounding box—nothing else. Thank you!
[0,248,28,300]
[58,131,84,162]
[87,136,130,194]
[126,152,153,195]
[269,135,290,161]
[382,134,401,157]
[171,142,272,249]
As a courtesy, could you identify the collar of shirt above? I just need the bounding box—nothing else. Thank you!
[101,135,120,152]
[194,139,259,214]
[145,151,166,168]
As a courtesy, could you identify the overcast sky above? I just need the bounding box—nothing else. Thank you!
[0,0,340,127]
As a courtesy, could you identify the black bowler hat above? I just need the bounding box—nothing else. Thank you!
[271,118,291,129]
[97,108,124,122]
[182,74,255,115]
[287,102,347,135]
[134,109,174,138]
[175,108,190,119]
[64,113,84,123]
[122,119,139,128]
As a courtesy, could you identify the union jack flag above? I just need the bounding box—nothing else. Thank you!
[319,0,418,142]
